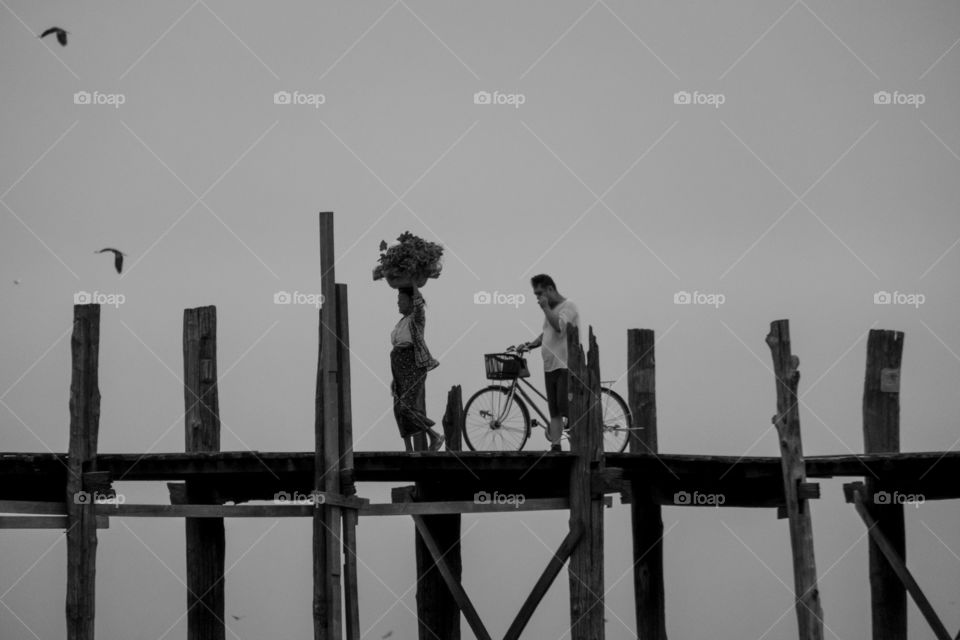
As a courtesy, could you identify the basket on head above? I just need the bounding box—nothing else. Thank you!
[484,353,530,380]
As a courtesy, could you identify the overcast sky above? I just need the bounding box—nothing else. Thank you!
[3,1,960,638]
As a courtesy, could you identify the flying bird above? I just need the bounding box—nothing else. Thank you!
[95,248,126,274]
[13,279,21,285]
[381,632,393,639]
[230,615,245,621]
[39,27,68,46]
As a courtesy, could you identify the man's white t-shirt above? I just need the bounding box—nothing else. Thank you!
[541,299,580,372]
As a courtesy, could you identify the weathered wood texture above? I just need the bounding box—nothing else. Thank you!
[504,521,584,640]
[567,326,605,639]
[628,328,666,640]
[862,329,906,640]
[412,514,490,640]
[336,283,360,640]
[314,211,343,640]
[846,483,951,640]
[415,386,464,640]
[183,306,225,640]
[66,304,100,640]
[766,320,823,640]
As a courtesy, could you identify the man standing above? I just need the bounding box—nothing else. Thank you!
[517,274,580,452]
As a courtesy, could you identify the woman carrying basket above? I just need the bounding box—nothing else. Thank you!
[390,284,444,451]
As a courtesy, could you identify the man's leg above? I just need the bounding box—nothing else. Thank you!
[545,369,564,446]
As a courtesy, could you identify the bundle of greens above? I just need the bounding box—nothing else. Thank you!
[373,231,443,285]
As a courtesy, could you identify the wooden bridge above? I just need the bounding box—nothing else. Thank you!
[1,212,956,640]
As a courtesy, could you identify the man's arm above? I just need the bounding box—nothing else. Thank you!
[524,333,543,349]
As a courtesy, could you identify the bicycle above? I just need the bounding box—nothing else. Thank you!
[461,345,634,452]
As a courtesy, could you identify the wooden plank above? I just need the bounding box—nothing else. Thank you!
[567,326,605,639]
[183,306,225,640]
[14,451,960,496]
[627,328,666,640]
[86,496,611,518]
[412,515,491,640]
[848,484,952,640]
[0,516,109,529]
[766,319,824,640]
[503,521,584,640]
[0,500,71,514]
[66,303,100,640]
[335,283,360,640]
[314,210,342,640]
[862,329,906,640]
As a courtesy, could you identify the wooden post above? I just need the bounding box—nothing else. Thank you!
[862,329,906,640]
[765,319,823,640]
[415,386,464,640]
[336,283,360,640]
[627,329,666,640]
[314,211,343,640]
[66,304,101,640]
[567,326,605,639]
[441,385,464,452]
[183,306,225,640]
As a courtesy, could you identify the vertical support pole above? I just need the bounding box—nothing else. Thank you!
[627,329,666,640]
[415,386,464,640]
[315,211,343,640]
[66,304,101,640]
[862,329,905,640]
[183,306,225,640]
[336,283,360,640]
[567,326,605,640]
[765,319,823,640]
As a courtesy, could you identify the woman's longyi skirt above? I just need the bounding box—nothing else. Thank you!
[390,345,432,438]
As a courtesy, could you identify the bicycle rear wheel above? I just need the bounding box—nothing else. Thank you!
[600,387,632,453]
[462,385,531,451]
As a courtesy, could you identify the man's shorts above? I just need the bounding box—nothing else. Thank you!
[544,368,568,419]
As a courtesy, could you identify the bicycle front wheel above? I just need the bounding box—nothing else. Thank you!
[462,385,531,451]
[600,387,632,453]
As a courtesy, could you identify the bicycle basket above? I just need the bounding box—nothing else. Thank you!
[484,353,530,380]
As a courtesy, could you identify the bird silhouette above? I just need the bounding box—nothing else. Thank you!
[381,631,393,639]
[379,240,388,251]
[13,279,21,285]
[39,27,68,46]
[230,615,244,621]
[95,248,126,274]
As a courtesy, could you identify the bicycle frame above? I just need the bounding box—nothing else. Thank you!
[497,375,551,429]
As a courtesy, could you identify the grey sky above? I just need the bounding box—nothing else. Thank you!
[3,1,960,638]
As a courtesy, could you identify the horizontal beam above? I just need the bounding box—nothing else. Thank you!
[0,515,109,529]
[1,497,614,518]
[4,450,960,479]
